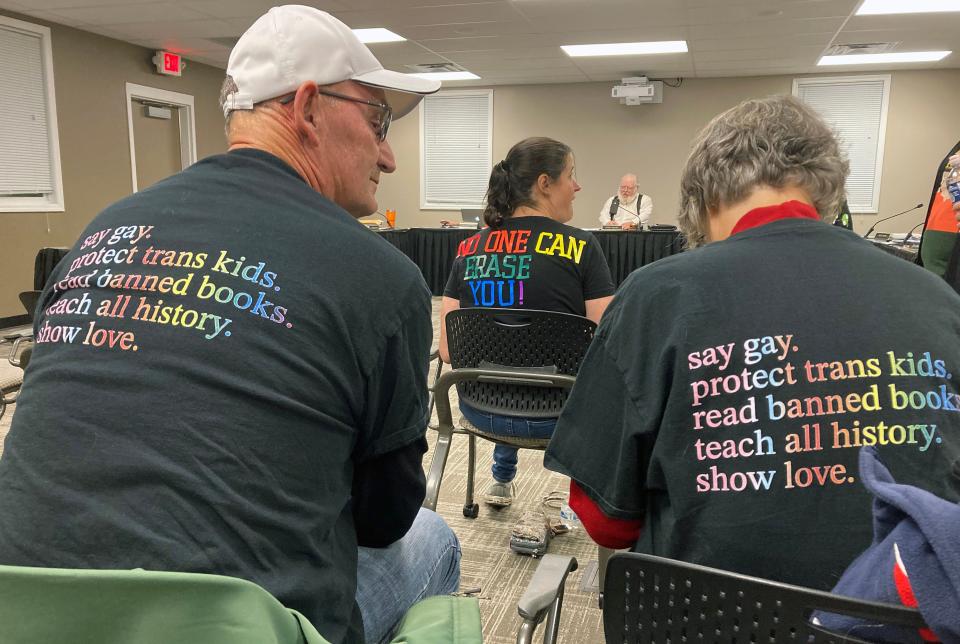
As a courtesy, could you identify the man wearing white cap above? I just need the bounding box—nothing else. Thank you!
[0,6,459,643]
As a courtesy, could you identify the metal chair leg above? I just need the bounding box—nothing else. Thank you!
[598,546,615,609]
[426,352,443,430]
[463,433,478,518]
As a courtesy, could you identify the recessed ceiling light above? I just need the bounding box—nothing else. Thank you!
[818,51,951,65]
[406,71,480,81]
[353,28,405,43]
[561,41,688,57]
[856,0,960,15]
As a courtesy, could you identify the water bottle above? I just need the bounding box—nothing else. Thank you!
[945,155,960,204]
[559,502,581,530]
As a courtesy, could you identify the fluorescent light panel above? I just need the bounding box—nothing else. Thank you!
[818,51,951,65]
[406,71,480,81]
[561,41,688,57]
[857,0,960,14]
[353,28,405,43]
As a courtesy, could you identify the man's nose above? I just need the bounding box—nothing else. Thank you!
[378,139,397,173]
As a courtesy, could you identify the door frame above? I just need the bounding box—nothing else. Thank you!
[125,82,197,193]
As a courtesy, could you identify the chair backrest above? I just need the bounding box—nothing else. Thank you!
[19,290,41,321]
[603,553,928,644]
[0,564,328,644]
[446,308,596,418]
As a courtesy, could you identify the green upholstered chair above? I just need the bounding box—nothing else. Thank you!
[0,564,482,644]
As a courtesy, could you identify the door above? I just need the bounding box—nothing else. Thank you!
[131,101,182,190]
[124,83,197,193]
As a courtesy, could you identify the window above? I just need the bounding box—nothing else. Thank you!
[793,75,890,213]
[0,15,64,212]
[420,89,492,210]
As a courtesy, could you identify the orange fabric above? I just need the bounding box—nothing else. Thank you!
[926,192,958,234]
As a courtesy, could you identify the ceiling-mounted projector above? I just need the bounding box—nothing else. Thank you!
[612,76,663,105]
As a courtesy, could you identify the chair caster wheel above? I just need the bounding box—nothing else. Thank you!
[463,503,479,518]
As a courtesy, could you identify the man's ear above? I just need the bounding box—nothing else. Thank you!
[292,81,321,143]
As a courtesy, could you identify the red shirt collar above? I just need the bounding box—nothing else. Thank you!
[730,200,820,237]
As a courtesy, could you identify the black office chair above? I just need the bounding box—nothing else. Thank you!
[517,552,929,644]
[1,291,41,419]
[422,308,596,517]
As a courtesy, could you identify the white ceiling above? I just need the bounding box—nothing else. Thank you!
[2,0,960,85]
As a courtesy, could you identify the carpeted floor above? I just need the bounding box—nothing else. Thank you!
[0,301,604,643]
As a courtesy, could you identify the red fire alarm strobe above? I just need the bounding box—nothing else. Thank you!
[153,50,184,76]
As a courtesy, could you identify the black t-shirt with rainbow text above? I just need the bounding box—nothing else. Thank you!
[443,215,614,313]
[546,217,960,591]
[0,149,432,644]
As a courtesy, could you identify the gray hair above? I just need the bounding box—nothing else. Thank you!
[219,75,239,137]
[678,95,849,248]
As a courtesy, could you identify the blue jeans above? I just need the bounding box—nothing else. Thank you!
[356,508,461,644]
[459,403,556,484]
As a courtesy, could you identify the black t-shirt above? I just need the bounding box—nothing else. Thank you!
[442,215,614,314]
[545,217,960,590]
[0,149,432,643]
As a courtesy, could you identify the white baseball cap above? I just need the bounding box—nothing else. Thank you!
[223,5,440,119]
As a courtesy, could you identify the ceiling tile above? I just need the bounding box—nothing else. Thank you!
[397,21,537,41]
[187,0,348,19]
[7,0,155,8]
[417,33,559,52]
[695,46,825,63]
[687,17,845,39]
[684,0,856,24]
[16,8,94,28]
[332,3,523,29]
[332,0,500,8]
[692,32,834,52]
[36,3,209,26]
[104,18,237,40]
[512,5,688,31]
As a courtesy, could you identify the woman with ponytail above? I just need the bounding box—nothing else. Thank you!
[438,136,614,507]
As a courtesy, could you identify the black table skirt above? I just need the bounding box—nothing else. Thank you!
[378,228,686,295]
[591,230,687,286]
[34,247,70,290]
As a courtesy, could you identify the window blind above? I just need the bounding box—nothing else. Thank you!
[422,91,492,208]
[0,24,54,197]
[795,77,889,213]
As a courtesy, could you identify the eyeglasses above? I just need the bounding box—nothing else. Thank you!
[278,88,393,142]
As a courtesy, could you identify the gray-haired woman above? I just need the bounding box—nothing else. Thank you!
[543,94,960,593]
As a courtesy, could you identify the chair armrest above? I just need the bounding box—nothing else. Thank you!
[391,596,482,644]
[517,554,578,620]
[516,555,578,644]
[8,334,34,368]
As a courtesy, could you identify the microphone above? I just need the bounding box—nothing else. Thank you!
[863,203,923,239]
[904,220,926,243]
[609,195,620,220]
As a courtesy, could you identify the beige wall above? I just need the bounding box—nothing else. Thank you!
[378,69,960,238]
[0,9,228,318]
